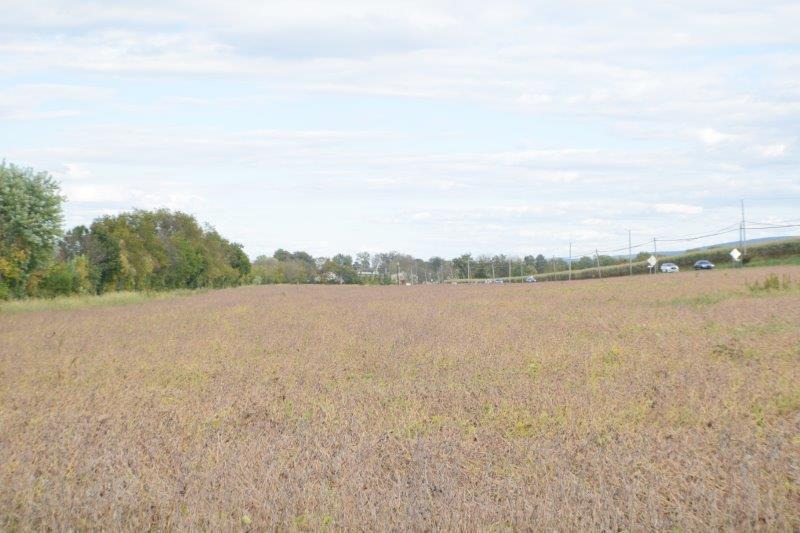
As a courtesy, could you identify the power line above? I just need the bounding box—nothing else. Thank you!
[441,205,798,281]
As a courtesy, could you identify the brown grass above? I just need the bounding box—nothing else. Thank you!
[2,266,799,530]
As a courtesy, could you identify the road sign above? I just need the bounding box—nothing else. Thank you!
[730,248,741,260]
[647,255,657,267]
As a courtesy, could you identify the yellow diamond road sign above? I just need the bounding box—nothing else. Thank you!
[730,248,741,260]
[647,255,657,267]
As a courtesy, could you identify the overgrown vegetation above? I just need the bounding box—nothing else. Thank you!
[0,288,204,315]
[747,273,795,293]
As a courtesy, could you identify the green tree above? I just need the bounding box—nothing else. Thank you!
[534,254,548,273]
[0,162,65,297]
[76,209,250,293]
[291,251,315,266]
[451,253,472,278]
[273,249,292,262]
[355,251,371,271]
[332,253,353,267]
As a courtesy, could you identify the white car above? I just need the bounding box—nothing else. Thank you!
[660,262,679,273]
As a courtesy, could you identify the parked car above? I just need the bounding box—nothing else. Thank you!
[660,262,679,273]
[524,276,537,283]
[694,260,715,270]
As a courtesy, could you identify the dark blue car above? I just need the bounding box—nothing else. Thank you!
[694,260,715,270]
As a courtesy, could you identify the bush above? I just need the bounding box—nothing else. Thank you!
[748,274,793,293]
[39,262,75,297]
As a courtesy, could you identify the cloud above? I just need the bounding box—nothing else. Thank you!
[694,128,740,145]
[654,203,703,215]
[756,143,787,157]
[62,182,205,211]
[2,1,799,257]
[0,83,112,120]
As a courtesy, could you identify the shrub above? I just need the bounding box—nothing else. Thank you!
[39,262,75,297]
[748,274,792,293]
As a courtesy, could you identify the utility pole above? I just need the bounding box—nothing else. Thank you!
[568,242,572,281]
[628,229,633,276]
[653,238,658,274]
[738,202,744,261]
[508,259,512,280]
[491,261,495,279]
[595,249,601,279]
[741,199,747,256]
[467,258,471,281]
[396,261,401,285]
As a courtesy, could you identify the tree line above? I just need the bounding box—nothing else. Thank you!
[1,162,250,299]
[2,161,659,299]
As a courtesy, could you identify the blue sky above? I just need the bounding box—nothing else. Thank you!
[1,0,799,259]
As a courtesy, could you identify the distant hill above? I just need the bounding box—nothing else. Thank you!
[611,236,795,259]
[685,236,791,253]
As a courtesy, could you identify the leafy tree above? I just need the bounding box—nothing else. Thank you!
[273,248,292,262]
[451,253,472,278]
[332,253,353,267]
[0,162,64,297]
[291,251,314,266]
[427,256,444,281]
[38,261,74,297]
[534,254,548,273]
[322,258,358,284]
[227,243,251,277]
[355,251,371,271]
[66,209,250,293]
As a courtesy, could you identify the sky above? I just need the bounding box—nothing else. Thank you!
[1,0,799,259]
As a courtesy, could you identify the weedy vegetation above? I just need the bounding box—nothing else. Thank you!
[0,289,206,315]
[1,266,799,530]
[747,273,795,293]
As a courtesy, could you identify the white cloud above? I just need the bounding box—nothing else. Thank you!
[654,203,703,215]
[2,1,799,257]
[756,143,787,157]
[694,128,740,145]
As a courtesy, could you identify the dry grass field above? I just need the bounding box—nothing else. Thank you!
[2,266,799,530]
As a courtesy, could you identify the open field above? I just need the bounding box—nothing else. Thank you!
[2,266,799,530]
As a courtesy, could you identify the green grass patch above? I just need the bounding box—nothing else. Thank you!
[666,290,742,308]
[0,289,206,315]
